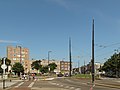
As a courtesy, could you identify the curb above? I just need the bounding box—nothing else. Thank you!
[95,83,120,89]
[87,82,120,89]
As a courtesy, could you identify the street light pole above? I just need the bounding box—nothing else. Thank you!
[48,51,52,72]
[69,37,72,77]
[91,19,95,84]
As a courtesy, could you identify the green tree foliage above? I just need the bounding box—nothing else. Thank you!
[39,63,57,74]
[12,62,24,76]
[49,63,57,72]
[102,53,120,77]
[40,66,48,74]
[31,60,42,70]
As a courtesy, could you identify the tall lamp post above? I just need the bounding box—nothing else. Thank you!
[91,19,95,84]
[48,51,52,72]
[69,37,72,77]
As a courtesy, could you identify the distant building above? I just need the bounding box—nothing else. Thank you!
[60,61,70,74]
[80,62,103,75]
[7,46,71,74]
[41,59,61,73]
[7,46,30,73]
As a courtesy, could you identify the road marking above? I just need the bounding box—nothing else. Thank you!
[34,79,37,81]
[57,84,59,85]
[45,78,54,80]
[75,88,81,90]
[28,82,34,87]
[60,85,63,87]
[70,87,75,89]
[65,86,69,88]
[82,82,87,85]
[49,82,57,85]
[116,81,120,83]
[15,82,24,87]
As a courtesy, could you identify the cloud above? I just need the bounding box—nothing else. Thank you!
[52,0,69,9]
[0,40,18,43]
[45,0,72,10]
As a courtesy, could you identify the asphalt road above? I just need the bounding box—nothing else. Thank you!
[5,77,120,90]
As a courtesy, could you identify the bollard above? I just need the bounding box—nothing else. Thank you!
[3,79,5,89]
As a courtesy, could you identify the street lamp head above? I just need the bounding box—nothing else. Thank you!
[48,51,52,53]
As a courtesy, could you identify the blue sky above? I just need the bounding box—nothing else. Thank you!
[0,0,120,67]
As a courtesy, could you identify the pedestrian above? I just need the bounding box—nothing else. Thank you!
[28,74,31,81]
[23,74,26,80]
[32,73,35,80]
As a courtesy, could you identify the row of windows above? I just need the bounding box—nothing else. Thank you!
[61,67,69,70]
[13,58,25,60]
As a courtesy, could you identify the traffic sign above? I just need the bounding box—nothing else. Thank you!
[1,64,7,70]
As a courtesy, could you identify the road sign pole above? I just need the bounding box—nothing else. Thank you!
[1,57,7,89]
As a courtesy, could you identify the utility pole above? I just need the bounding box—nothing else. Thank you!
[84,60,85,74]
[69,37,72,77]
[91,19,95,84]
[48,51,52,72]
[78,60,79,73]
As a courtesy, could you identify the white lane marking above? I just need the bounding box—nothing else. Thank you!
[49,82,57,85]
[60,85,63,87]
[82,82,87,85]
[15,82,24,87]
[70,87,75,89]
[75,88,81,90]
[57,84,59,85]
[65,86,69,88]
[46,78,54,80]
[28,82,35,87]
[34,79,37,81]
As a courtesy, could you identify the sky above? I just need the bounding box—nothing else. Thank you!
[0,0,120,67]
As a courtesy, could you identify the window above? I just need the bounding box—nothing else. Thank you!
[13,58,16,60]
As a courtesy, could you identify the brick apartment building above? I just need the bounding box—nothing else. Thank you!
[31,59,70,74]
[60,61,70,73]
[7,46,30,73]
[7,46,71,74]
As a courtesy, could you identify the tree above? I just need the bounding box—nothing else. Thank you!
[12,62,24,76]
[48,63,57,72]
[31,60,42,72]
[102,53,120,77]
[40,66,48,74]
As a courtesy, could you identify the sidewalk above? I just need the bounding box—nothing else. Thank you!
[32,87,68,90]
[87,79,120,89]
[0,80,22,89]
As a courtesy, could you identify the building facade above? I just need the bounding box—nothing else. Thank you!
[7,46,30,73]
[60,61,70,74]
[41,59,61,73]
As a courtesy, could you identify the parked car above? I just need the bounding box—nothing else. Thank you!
[21,74,28,80]
[57,73,63,77]
[64,73,69,77]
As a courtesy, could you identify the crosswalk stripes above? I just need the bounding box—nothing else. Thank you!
[13,79,82,90]
[28,82,34,87]
[49,82,81,90]
[15,82,24,87]
[70,87,75,89]
[75,88,81,90]
[14,79,37,88]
